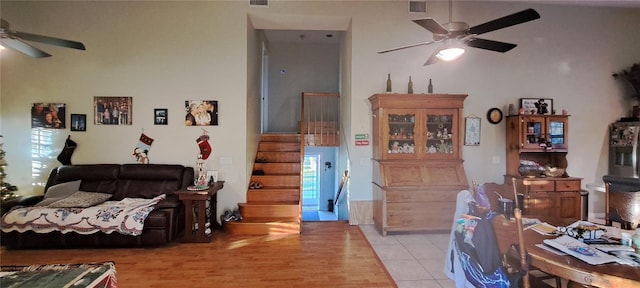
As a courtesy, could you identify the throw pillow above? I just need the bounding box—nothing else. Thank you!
[48,191,113,208]
[34,180,82,206]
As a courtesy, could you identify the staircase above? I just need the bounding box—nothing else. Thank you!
[223,134,302,235]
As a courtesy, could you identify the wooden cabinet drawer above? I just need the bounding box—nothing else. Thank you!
[527,181,554,191]
[385,189,452,202]
[387,202,454,228]
[556,180,580,191]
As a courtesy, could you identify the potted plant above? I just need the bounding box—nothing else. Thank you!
[613,63,640,118]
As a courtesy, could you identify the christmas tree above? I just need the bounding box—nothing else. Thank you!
[0,135,18,201]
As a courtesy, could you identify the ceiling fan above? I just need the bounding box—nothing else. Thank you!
[0,19,86,58]
[378,1,540,65]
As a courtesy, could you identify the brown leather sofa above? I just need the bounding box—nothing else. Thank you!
[1,164,193,249]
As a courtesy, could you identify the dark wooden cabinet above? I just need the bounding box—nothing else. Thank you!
[369,94,468,235]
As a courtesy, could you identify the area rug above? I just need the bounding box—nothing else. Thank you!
[0,261,116,288]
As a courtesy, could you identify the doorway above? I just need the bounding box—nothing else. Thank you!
[302,147,338,221]
[258,27,344,221]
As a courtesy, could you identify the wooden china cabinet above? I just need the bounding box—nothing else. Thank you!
[369,93,469,235]
[504,115,582,220]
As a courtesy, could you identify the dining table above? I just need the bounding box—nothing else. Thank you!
[524,223,640,287]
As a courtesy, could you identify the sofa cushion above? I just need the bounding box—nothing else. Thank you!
[48,191,113,208]
[35,180,82,206]
[50,165,120,195]
[113,164,188,200]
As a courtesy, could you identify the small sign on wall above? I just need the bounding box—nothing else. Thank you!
[355,133,369,146]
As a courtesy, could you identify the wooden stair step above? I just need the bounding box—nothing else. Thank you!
[250,175,300,188]
[260,134,300,143]
[259,142,300,152]
[253,163,301,175]
[247,188,300,202]
[223,217,300,235]
[255,151,300,163]
[239,202,299,218]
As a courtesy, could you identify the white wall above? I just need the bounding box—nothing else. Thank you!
[1,1,639,223]
[266,41,339,132]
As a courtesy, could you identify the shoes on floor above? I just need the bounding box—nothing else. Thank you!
[249,181,263,189]
[252,169,265,175]
[232,209,243,221]
[222,208,243,222]
[222,210,234,222]
[255,158,267,163]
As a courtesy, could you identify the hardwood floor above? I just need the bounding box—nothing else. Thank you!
[0,222,396,288]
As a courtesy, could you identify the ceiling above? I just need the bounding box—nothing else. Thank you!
[522,0,640,8]
[261,0,639,44]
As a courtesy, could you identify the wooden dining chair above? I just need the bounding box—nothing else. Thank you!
[603,175,640,230]
[492,212,555,288]
[489,178,560,288]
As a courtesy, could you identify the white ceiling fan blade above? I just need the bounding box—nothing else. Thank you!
[0,38,51,58]
[423,50,440,66]
[378,41,437,54]
[15,31,86,50]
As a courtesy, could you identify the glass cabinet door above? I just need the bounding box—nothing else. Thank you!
[386,110,417,157]
[548,117,568,150]
[424,111,456,158]
[521,116,545,150]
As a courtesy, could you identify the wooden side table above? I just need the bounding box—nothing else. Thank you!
[177,181,224,243]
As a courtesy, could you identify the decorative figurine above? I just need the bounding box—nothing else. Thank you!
[535,99,549,115]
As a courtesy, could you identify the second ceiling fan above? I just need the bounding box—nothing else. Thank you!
[0,18,86,58]
[378,2,540,65]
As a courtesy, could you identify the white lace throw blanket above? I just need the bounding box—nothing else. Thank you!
[1,194,166,236]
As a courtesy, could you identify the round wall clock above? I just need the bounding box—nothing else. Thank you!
[487,108,503,124]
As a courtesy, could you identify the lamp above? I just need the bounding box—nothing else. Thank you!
[435,39,465,62]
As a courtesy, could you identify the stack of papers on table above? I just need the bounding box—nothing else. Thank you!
[543,235,624,265]
[529,222,557,235]
[590,244,635,253]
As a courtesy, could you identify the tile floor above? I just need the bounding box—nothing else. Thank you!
[359,224,455,288]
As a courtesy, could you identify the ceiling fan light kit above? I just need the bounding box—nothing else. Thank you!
[435,39,465,61]
[378,1,540,65]
[436,47,465,61]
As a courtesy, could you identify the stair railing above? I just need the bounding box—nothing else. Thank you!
[301,92,340,147]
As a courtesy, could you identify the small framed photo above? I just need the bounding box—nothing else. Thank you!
[464,116,481,146]
[520,98,553,115]
[154,108,168,125]
[70,114,86,131]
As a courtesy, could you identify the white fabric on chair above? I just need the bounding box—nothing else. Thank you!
[444,189,475,288]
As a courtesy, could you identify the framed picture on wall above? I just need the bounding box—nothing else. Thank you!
[94,96,132,125]
[70,114,87,131]
[31,103,66,129]
[464,116,481,146]
[154,109,168,125]
[185,100,218,126]
[520,98,553,115]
